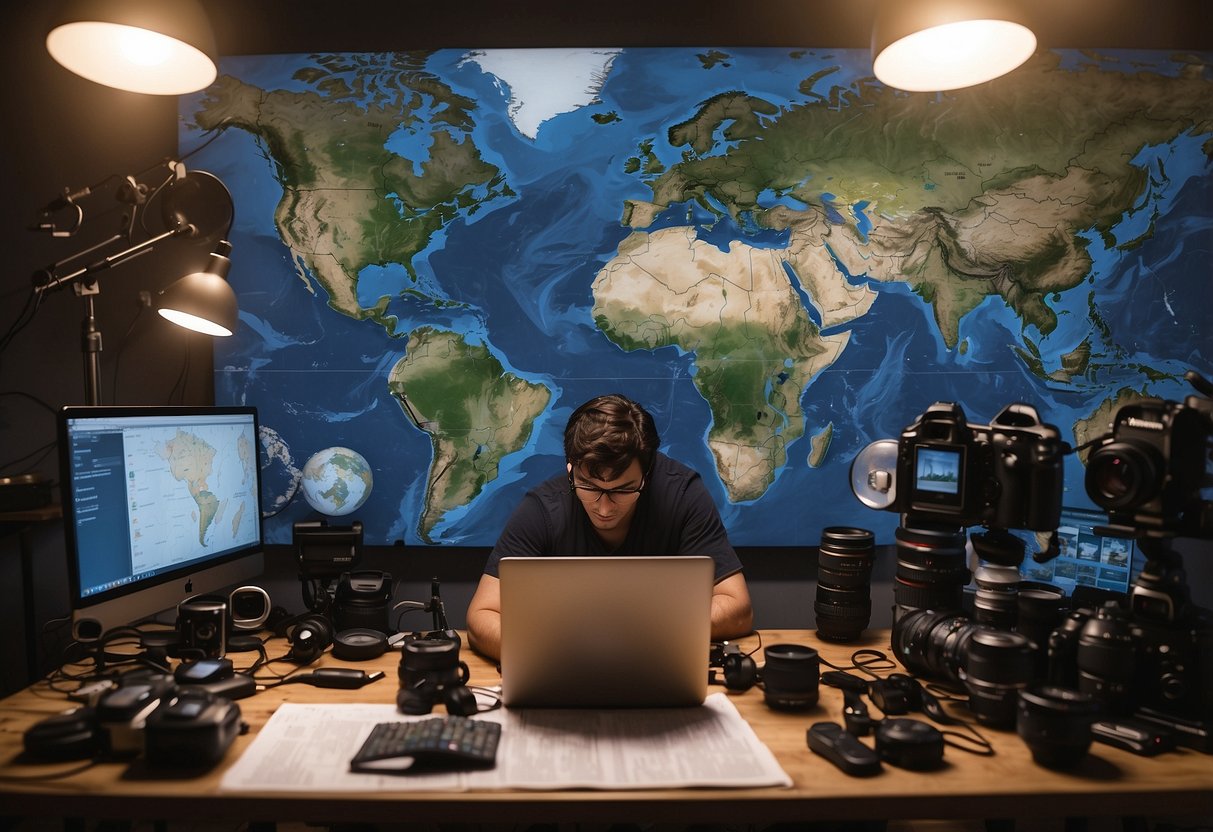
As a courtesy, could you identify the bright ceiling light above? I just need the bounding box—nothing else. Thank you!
[872,1,1037,92]
[46,0,218,95]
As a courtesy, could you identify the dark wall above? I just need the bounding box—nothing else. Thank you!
[2,2,1212,694]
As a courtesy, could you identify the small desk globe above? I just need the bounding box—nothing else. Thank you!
[300,446,373,516]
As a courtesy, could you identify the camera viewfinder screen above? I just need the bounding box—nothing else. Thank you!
[914,447,962,497]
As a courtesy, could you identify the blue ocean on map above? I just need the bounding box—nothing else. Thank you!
[183,47,1213,549]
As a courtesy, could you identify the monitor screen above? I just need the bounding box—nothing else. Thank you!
[59,406,265,641]
[1019,506,1145,598]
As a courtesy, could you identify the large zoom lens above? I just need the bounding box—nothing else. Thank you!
[893,610,1035,726]
[893,524,971,614]
[814,527,875,642]
[891,609,974,683]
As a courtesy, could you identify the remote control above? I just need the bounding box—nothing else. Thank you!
[1091,718,1176,756]
[807,721,882,777]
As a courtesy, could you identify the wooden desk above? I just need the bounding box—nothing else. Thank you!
[0,629,1210,825]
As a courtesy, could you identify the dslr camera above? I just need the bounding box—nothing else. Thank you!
[1084,372,1213,540]
[1049,370,1213,751]
[854,401,1064,532]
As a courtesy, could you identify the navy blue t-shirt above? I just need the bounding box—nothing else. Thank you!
[485,453,742,583]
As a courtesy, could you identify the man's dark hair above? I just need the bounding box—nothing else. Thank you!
[564,394,660,481]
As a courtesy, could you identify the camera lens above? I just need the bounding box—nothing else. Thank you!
[761,644,820,711]
[962,629,1035,727]
[1086,442,1161,510]
[1077,602,1137,715]
[1017,583,1067,677]
[814,527,875,642]
[972,562,1021,630]
[1017,684,1097,769]
[891,609,973,684]
[893,524,970,614]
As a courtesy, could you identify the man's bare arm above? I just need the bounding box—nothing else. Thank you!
[465,573,503,661]
[711,571,753,640]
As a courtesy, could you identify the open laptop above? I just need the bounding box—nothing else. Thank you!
[498,556,714,708]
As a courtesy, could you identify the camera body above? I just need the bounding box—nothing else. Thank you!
[1085,396,1213,539]
[891,402,1064,532]
[1047,597,1213,751]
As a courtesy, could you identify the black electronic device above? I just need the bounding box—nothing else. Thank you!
[181,673,257,701]
[22,708,102,761]
[821,670,873,736]
[397,635,477,716]
[1084,375,1213,540]
[807,721,882,777]
[229,585,272,630]
[174,657,234,685]
[349,715,501,774]
[760,643,819,711]
[333,570,392,634]
[874,717,945,770]
[286,614,335,664]
[709,641,758,691]
[295,668,385,689]
[176,595,228,659]
[1091,717,1177,756]
[294,520,363,580]
[94,673,176,756]
[144,690,243,770]
[867,678,910,715]
[851,401,1064,532]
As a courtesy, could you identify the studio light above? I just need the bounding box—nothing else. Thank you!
[158,241,238,337]
[871,0,1037,92]
[46,0,218,95]
[31,162,238,404]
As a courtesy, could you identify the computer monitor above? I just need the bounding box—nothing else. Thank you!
[59,406,265,641]
[1019,506,1145,598]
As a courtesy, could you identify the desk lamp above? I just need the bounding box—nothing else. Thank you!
[32,161,239,405]
[871,0,1037,92]
[45,0,218,95]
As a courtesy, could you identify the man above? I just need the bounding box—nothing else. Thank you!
[466,393,753,660]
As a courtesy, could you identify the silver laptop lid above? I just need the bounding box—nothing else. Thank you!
[499,556,714,708]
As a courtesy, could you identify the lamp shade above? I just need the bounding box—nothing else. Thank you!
[46,0,218,95]
[872,0,1037,92]
[157,242,238,337]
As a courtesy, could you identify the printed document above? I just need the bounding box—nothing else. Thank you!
[219,692,791,792]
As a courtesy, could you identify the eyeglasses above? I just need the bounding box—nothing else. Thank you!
[569,475,646,504]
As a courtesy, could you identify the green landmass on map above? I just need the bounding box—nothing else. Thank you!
[158,429,220,546]
[598,50,1211,502]
[387,327,551,542]
[625,51,1213,353]
[193,55,542,533]
[807,422,833,468]
[592,227,861,502]
[192,53,510,331]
